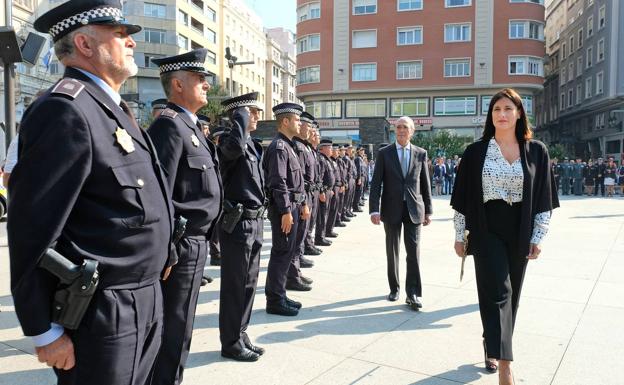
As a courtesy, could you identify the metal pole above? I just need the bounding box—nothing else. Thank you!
[4,0,15,152]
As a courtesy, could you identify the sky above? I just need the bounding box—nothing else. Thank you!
[243,0,297,32]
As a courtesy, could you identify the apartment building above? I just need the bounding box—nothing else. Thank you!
[295,0,546,144]
[266,27,300,111]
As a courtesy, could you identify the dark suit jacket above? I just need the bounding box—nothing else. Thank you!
[369,143,433,225]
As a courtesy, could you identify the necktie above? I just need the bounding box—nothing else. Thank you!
[119,100,140,130]
[401,146,408,177]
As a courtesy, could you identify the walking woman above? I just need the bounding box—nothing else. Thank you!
[450,88,559,385]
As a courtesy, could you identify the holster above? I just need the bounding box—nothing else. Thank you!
[221,200,244,234]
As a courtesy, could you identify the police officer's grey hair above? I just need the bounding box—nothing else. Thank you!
[160,71,186,98]
[54,26,96,62]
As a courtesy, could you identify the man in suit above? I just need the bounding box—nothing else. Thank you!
[9,1,174,384]
[369,116,433,310]
[148,49,223,384]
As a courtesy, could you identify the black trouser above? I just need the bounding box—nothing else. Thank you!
[594,178,605,196]
[353,182,363,211]
[304,190,319,249]
[288,202,310,283]
[315,193,330,241]
[325,187,340,234]
[336,190,345,222]
[561,177,570,195]
[152,236,207,385]
[266,204,301,305]
[573,178,583,195]
[209,221,221,259]
[58,281,163,385]
[383,202,422,296]
[219,217,263,354]
[474,200,527,361]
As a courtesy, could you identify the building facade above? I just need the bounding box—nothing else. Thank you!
[295,0,546,144]
[266,27,300,111]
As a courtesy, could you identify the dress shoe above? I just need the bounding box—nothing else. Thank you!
[326,232,338,238]
[286,280,312,291]
[315,238,332,246]
[335,222,346,227]
[201,276,213,286]
[266,300,299,316]
[405,294,422,310]
[387,291,399,301]
[210,255,221,266]
[221,347,260,362]
[300,275,313,285]
[304,247,321,256]
[300,256,314,268]
[285,296,302,309]
[354,208,363,212]
[312,246,323,253]
[244,342,265,356]
[341,217,351,222]
[346,212,356,217]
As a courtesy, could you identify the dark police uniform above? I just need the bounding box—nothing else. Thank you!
[342,149,357,220]
[263,103,306,316]
[353,151,366,212]
[148,49,223,385]
[304,136,323,254]
[217,93,267,361]
[326,147,343,236]
[315,140,336,245]
[9,3,172,385]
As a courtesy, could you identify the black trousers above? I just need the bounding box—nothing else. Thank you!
[152,236,207,385]
[305,191,319,249]
[266,204,301,305]
[474,200,527,361]
[353,182,363,211]
[315,196,329,241]
[383,202,422,296]
[594,178,605,196]
[209,221,221,258]
[57,282,163,385]
[219,217,263,354]
[287,206,309,283]
[325,187,340,234]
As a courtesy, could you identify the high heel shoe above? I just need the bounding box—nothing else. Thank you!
[483,339,498,373]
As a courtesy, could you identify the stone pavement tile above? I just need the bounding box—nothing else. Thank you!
[521,274,595,304]
[550,339,624,385]
[513,297,585,340]
[306,358,466,385]
[598,256,624,284]
[571,305,624,346]
[0,343,53,385]
[528,255,606,281]
[587,281,624,309]
[182,333,344,385]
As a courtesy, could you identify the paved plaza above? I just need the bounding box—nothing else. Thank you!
[0,196,622,385]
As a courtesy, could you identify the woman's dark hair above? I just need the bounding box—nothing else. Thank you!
[481,88,533,142]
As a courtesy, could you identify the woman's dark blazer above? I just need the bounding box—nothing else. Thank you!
[450,139,559,257]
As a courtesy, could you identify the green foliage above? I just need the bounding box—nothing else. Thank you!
[548,143,568,160]
[198,84,229,123]
[412,130,472,158]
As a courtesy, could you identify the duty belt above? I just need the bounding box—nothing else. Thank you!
[242,206,266,219]
[290,192,306,204]
[334,182,343,187]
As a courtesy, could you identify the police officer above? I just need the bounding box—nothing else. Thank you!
[9,1,173,384]
[353,147,366,212]
[326,145,344,236]
[572,158,584,196]
[343,144,357,219]
[315,139,336,246]
[152,98,168,118]
[560,157,572,195]
[263,103,310,316]
[217,92,266,361]
[304,126,324,255]
[335,146,348,227]
[148,49,223,384]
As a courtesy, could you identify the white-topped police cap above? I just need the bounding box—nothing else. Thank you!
[34,0,141,42]
[272,102,303,117]
[151,98,167,110]
[300,111,315,124]
[221,92,263,112]
[152,49,214,76]
[319,138,333,147]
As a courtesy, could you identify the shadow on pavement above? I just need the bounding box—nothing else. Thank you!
[408,364,486,385]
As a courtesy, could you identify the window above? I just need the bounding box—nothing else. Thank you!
[206,7,216,22]
[577,56,583,77]
[352,63,377,81]
[585,77,592,99]
[145,28,166,44]
[587,16,594,37]
[177,9,188,25]
[444,58,471,77]
[569,35,574,53]
[445,0,471,7]
[568,89,573,107]
[396,61,423,79]
[352,30,377,48]
[509,21,544,40]
[144,54,163,68]
[568,63,574,82]
[397,26,423,45]
[297,34,321,53]
[596,113,605,130]
[509,0,544,3]
[508,56,543,76]
[598,5,605,29]
[434,97,476,116]
[445,23,471,42]
[305,101,342,118]
[391,98,428,117]
[596,71,604,95]
[297,66,320,84]
[177,34,188,50]
[206,50,216,65]
[206,28,216,44]
[353,0,377,15]
[14,0,34,10]
[297,2,321,22]
[586,46,593,68]
[562,42,567,59]
[560,93,566,110]
[576,84,582,104]
[560,68,566,85]
[346,99,386,117]
[481,96,492,115]
[398,0,423,11]
[482,95,532,115]
[144,3,166,18]
[578,29,583,48]
[597,39,604,62]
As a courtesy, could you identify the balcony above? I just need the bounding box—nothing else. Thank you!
[190,0,204,13]
[191,18,204,35]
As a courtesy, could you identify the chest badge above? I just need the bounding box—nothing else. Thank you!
[191,134,200,147]
[115,127,135,154]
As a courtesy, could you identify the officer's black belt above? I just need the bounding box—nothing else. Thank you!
[241,206,266,219]
[290,192,306,204]
[334,182,343,187]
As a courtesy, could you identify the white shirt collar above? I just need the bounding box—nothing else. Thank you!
[75,69,121,106]
[395,141,411,150]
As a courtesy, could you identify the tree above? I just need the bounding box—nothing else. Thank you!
[548,143,568,160]
[198,84,229,123]
[412,130,472,159]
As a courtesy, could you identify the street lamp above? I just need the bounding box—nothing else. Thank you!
[224,46,254,97]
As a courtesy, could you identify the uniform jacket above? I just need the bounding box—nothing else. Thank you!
[263,133,305,215]
[318,153,336,191]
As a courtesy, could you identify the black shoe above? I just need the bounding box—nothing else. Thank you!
[387,291,399,302]
[312,246,323,253]
[354,208,363,212]
[285,296,302,309]
[210,256,221,266]
[346,212,356,217]
[221,348,260,362]
[405,294,422,310]
[315,238,332,246]
[201,276,213,286]
[300,256,314,268]
[341,217,351,222]
[304,247,321,256]
[286,280,312,291]
[266,300,299,316]
[300,275,313,285]
[244,342,265,356]
[335,222,346,227]
[326,232,338,238]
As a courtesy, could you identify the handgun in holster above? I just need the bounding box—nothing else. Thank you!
[221,200,244,234]
[38,249,99,330]
[166,216,188,270]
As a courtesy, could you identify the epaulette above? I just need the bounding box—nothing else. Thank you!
[276,140,285,150]
[51,78,85,99]
[160,108,178,119]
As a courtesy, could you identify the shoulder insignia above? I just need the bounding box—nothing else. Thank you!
[276,140,285,150]
[51,78,85,99]
[160,108,178,119]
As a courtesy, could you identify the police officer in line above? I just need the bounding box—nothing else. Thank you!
[343,145,357,220]
[9,1,173,384]
[304,126,324,256]
[335,146,348,227]
[286,112,317,292]
[216,92,267,362]
[560,157,572,195]
[353,147,366,213]
[326,145,344,237]
[263,103,310,316]
[572,158,584,196]
[315,139,337,246]
[152,98,168,118]
[148,48,223,384]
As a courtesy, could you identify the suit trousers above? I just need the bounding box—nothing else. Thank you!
[383,201,422,296]
[315,197,329,241]
[287,206,309,283]
[353,183,363,211]
[473,200,527,361]
[57,282,163,385]
[266,204,301,305]
[152,236,207,385]
[336,191,345,222]
[305,190,320,249]
[325,187,340,234]
[219,217,263,354]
